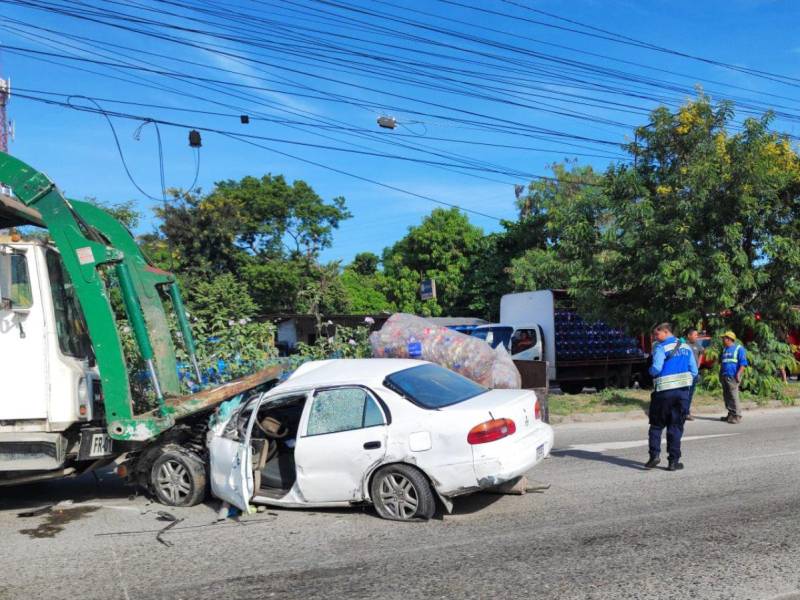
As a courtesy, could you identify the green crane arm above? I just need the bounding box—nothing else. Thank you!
[0,151,200,441]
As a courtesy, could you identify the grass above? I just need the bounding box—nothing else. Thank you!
[548,381,800,417]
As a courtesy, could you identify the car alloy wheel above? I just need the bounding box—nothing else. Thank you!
[149,445,207,507]
[379,473,420,519]
[370,464,436,521]
[156,459,191,505]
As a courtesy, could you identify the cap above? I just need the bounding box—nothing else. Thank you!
[720,331,737,341]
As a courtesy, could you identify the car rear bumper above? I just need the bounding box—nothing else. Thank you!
[434,422,554,497]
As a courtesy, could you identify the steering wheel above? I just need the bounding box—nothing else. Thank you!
[257,415,290,440]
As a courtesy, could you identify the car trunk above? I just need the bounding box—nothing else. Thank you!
[442,388,538,431]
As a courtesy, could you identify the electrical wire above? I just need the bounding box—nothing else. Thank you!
[70,96,164,202]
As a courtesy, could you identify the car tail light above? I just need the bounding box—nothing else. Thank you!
[534,399,541,420]
[467,418,516,444]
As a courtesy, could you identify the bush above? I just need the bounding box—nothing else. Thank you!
[699,323,795,403]
[296,323,374,360]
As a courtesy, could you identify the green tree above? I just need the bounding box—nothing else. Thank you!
[582,96,799,398]
[340,253,393,314]
[180,274,278,381]
[461,215,546,320]
[382,208,484,315]
[152,175,351,314]
[508,163,606,296]
[350,252,380,276]
[87,198,141,230]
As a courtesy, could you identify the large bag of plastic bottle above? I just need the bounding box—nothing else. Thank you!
[369,313,521,389]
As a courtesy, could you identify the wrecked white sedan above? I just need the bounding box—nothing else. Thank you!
[208,359,553,521]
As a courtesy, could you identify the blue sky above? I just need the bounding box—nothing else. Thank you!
[1,0,798,264]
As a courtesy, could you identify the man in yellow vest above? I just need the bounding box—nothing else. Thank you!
[719,331,748,424]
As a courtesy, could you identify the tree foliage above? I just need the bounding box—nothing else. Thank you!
[544,96,800,398]
[382,208,485,316]
[151,174,351,315]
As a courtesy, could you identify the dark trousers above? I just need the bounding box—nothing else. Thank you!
[648,388,691,462]
[720,375,741,417]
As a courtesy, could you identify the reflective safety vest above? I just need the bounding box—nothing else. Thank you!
[653,341,694,392]
[721,345,743,365]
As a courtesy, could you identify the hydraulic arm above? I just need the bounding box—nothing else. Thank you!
[0,151,203,440]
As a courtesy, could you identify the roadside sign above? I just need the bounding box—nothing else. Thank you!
[420,279,436,301]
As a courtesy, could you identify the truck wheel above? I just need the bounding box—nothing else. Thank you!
[150,446,207,507]
[560,382,584,395]
[606,372,621,389]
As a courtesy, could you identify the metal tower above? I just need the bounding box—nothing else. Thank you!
[0,77,9,153]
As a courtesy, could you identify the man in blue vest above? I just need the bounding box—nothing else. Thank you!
[719,331,748,424]
[646,323,698,471]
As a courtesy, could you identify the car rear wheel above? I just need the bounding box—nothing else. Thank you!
[371,464,435,521]
[150,445,207,507]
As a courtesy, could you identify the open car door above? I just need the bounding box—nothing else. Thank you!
[208,402,259,511]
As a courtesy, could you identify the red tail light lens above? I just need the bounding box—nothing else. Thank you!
[467,418,516,444]
[534,399,541,420]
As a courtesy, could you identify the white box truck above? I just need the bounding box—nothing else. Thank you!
[472,290,648,394]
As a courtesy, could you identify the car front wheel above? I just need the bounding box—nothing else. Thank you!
[370,464,435,521]
[150,445,207,507]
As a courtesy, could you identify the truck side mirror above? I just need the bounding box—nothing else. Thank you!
[1,297,10,311]
[11,303,31,315]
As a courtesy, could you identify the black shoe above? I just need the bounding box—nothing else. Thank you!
[644,456,661,469]
[667,461,684,471]
[720,415,732,421]
[685,413,694,421]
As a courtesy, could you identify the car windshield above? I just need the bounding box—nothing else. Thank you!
[384,363,487,409]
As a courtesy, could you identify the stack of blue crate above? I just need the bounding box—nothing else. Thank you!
[554,310,644,361]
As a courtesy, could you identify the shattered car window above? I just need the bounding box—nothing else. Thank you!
[306,388,384,436]
[384,363,487,409]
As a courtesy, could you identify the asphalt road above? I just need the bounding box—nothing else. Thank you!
[2,407,800,600]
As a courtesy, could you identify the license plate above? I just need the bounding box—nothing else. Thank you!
[536,444,545,459]
[88,433,113,458]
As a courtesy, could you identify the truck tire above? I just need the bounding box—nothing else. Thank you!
[150,445,207,507]
[560,381,584,395]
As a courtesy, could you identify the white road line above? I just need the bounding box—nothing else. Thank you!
[566,433,739,453]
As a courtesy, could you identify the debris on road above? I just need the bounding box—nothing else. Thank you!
[155,516,184,547]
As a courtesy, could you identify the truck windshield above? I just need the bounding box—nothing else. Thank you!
[384,363,487,409]
[46,250,92,360]
[472,326,513,350]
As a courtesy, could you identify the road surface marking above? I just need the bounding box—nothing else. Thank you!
[566,434,738,453]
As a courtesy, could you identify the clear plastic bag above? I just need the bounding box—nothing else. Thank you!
[369,313,521,389]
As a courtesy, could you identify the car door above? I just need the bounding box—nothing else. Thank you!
[208,400,260,511]
[0,251,48,420]
[294,386,388,503]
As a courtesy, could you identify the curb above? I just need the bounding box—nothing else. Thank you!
[549,399,792,425]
